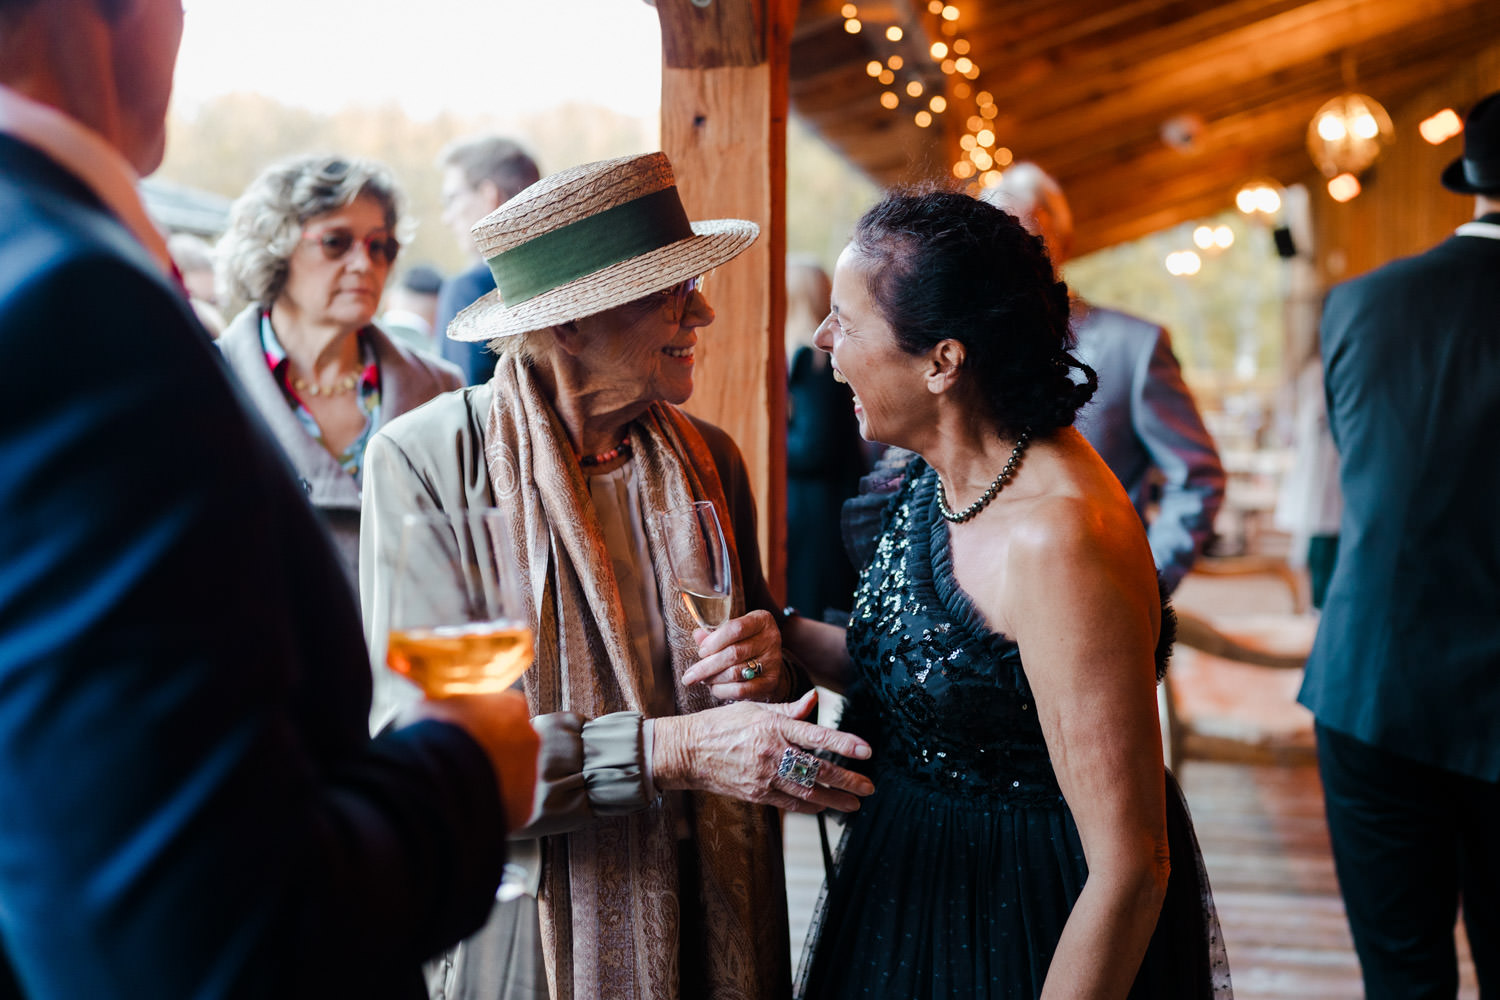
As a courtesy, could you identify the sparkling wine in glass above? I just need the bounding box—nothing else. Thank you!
[385,508,535,697]
[656,500,733,631]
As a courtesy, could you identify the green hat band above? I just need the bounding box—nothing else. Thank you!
[486,186,694,306]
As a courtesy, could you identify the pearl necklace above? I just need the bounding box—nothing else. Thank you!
[291,371,362,397]
[578,437,633,467]
[936,431,1031,524]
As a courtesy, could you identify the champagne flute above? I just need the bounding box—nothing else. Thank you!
[385,508,535,697]
[656,500,733,632]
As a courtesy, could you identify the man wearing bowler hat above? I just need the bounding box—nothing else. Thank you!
[1299,90,1500,998]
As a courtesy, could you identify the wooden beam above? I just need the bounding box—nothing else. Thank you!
[656,0,799,601]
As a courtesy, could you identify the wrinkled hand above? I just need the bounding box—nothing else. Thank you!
[680,609,788,702]
[652,690,875,814]
[412,690,539,832]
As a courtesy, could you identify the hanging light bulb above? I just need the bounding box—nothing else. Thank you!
[1307,93,1393,178]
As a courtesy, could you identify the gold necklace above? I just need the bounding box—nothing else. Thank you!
[290,371,362,397]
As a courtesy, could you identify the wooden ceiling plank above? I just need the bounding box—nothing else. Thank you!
[1071,150,1313,254]
[1026,43,1474,182]
[973,0,1287,71]
[788,0,1500,250]
[986,0,1499,154]
[985,0,1486,126]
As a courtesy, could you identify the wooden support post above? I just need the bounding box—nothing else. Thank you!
[655,0,798,604]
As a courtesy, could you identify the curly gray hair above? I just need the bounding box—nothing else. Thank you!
[217,154,406,312]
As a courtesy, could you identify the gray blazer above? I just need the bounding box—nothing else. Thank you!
[217,305,462,589]
[1071,303,1225,593]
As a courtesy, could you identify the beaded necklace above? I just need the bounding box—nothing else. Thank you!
[936,431,1031,524]
[578,436,633,467]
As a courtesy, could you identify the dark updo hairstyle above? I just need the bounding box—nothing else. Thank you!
[848,190,1097,439]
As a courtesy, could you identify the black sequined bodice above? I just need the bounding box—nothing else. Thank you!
[840,461,1062,804]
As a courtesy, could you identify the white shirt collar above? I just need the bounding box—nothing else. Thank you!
[0,85,175,278]
[1454,220,1500,241]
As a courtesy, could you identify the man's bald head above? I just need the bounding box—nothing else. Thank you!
[979,162,1075,267]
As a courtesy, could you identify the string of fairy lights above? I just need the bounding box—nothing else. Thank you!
[839,1,1012,188]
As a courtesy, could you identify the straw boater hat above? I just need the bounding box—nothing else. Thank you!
[1441,91,1500,196]
[448,152,760,342]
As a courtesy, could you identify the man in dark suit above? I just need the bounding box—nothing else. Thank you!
[983,164,1225,593]
[434,135,540,385]
[1299,91,1500,998]
[0,1,537,996]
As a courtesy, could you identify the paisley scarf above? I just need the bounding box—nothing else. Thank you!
[483,354,789,1000]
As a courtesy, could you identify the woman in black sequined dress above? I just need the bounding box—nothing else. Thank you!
[785,192,1231,999]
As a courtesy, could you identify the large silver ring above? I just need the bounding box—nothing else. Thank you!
[777,747,821,789]
[741,659,763,681]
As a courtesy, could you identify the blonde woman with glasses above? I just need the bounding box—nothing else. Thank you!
[216,154,462,588]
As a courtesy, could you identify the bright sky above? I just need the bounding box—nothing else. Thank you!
[173,0,663,121]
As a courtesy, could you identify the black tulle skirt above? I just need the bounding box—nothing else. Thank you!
[795,770,1232,999]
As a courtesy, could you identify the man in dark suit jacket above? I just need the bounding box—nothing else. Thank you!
[0,1,536,996]
[1298,91,1500,998]
[435,135,541,385]
[983,164,1225,593]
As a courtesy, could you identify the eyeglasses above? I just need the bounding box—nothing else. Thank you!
[630,275,705,323]
[301,228,401,265]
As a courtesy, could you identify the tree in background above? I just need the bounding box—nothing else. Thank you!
[159,96,657,276]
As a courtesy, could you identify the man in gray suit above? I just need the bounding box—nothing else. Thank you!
[1298,91,1500,998]
[983,165,1225,593]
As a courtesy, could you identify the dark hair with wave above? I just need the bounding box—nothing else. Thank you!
[849,190,1097,439]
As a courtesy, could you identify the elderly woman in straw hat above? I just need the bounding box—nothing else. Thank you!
[359,153,874,1000]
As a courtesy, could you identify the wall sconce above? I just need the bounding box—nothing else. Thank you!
[1327,173,1362,203]
[1193,225,1235,251]
[1419,109,1463,146]
[1165,250,1202,276]
[1235,179,1284,219]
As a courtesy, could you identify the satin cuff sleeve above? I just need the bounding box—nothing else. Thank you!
[513,710,653,838]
